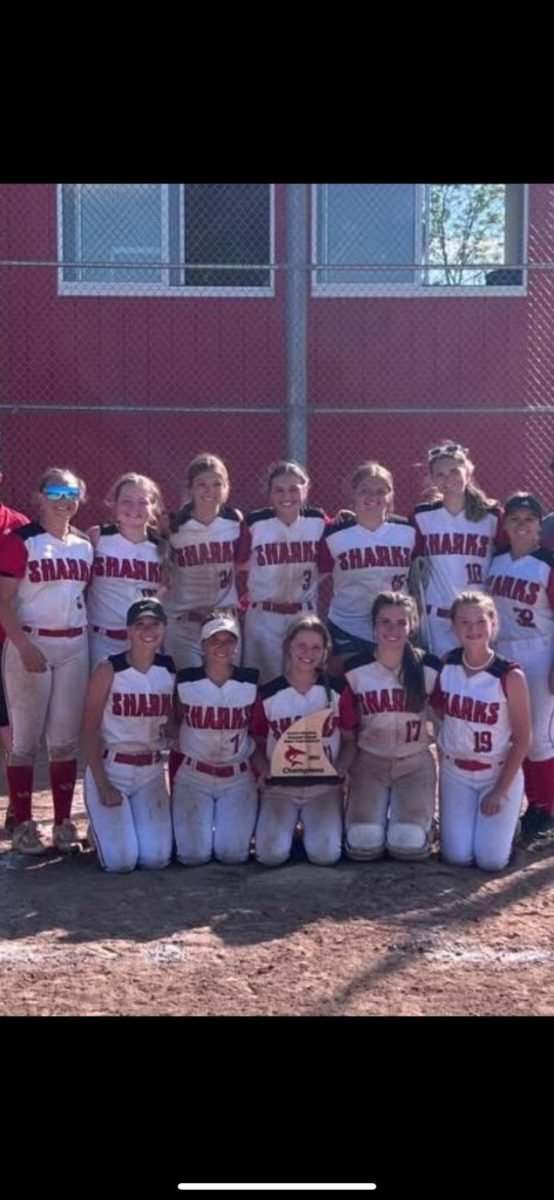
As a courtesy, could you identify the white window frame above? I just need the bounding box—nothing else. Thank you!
[311,184,528,298]
[57,184,275,298]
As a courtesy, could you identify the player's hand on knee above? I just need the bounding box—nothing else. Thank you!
[100,785,124,808]
[480,787,505,816]
[19,642,48,673]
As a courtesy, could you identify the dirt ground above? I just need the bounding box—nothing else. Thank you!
[1,758,554,1017]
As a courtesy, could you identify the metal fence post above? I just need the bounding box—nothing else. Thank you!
[285,183,308,465]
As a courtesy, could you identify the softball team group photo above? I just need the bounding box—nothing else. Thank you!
[0,440,553,875]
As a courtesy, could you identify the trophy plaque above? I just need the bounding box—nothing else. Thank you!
[266,707,344,787]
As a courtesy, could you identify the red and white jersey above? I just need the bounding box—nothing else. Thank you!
[101,652,176,753]
[0,522,93,629]
[87,525,163,630]
[0,502,30,644]
[434,649,517,765]
[237,507,327,605]
[318,516,415,640]
[177,665,258,764]
[487,548,554,644]
[345,648,440,758]
[251,671,358,764]
[167,504,241,613]
[412,501,503,609]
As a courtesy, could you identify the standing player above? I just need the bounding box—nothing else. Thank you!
[0,472,30,833]
[412,442,504,657]
[86,472,166,669]
[251,616,357,866]
[487,493,554,840]
[0,468,93,855]
[344,592,440,862]
[237,461,328,685]
[164,454,242,671]
[172,614,259,865]
[317,463,416,665]
[81,599,174,873]
[434,592,531,871]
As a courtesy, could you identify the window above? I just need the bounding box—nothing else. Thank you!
[313,184,526,295]
[59,184,273,296]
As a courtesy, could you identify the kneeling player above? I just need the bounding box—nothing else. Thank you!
[344,592,440,862]
[82,600,174,873]
[172,614,259,865]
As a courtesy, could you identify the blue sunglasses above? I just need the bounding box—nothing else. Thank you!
[43,485,81,500]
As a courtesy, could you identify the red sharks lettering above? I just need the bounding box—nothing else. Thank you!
[27,558,91,584]
[112,693,172,718]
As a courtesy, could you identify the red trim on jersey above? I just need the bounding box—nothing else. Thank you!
[338,681,359,731]
[250,692,269,740]
[316,537,335,574]
[0,505,29,535]
[0,531,28,578]
[236,523,252,563]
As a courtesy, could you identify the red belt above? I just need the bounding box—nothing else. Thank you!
[23,625,84,638]
[182,755,248,779]
[104,751,162,766]
[92,626,128,640]
[454,758,493,772]
[426,606,450,619]
[253,601,313,615]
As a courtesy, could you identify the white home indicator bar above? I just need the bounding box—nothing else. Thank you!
[177,1187,377,1193]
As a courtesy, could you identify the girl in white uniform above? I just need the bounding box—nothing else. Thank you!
[86,473,165,669]
[164,454,242,672]
[251,616,357,866]
[172,614,259,865]
[82,599,174,873]
[317,463,416,664]
[0,468,93,856]
[344,592,441,862]
[435,592,531,871]
[412,443,504,658]
[487,493,554,841]
[238,461,328,685]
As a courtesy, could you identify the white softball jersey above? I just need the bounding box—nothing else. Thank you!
[318,515,416,641]
[487,548,554,643]
[87,525,163,631]
[345,648,441,758]
[166,504,241,613]
[435,649,517,765]
[487,548,554,762]
[101,652,176,753]
[237,507,327,605]
[176,665,259,764]
[413,501,503,610]
[251,672,358,764]
[0,522,93,629]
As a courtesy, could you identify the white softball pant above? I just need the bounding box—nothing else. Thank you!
[84,758,173,873]
[255,782,343,866]
[345,748,436,861]
[424,612,458,659]
[88,630,130,670]
[172,764,258,864]
[165,611,242,672]
[439,759,523,871]
[243,606,314,685]
[496,637,554,762]
[3,632,89,764]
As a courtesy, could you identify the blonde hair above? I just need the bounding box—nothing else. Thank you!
[282,615,332,669]
[267,460,310,493]
[450,589,499,633]
[106,472,164,523]
[427,442,497,522]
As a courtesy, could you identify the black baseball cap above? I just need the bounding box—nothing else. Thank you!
[504,493,543,520]
[126,599,168,626]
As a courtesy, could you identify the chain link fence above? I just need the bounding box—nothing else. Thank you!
[1,182,553,525]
